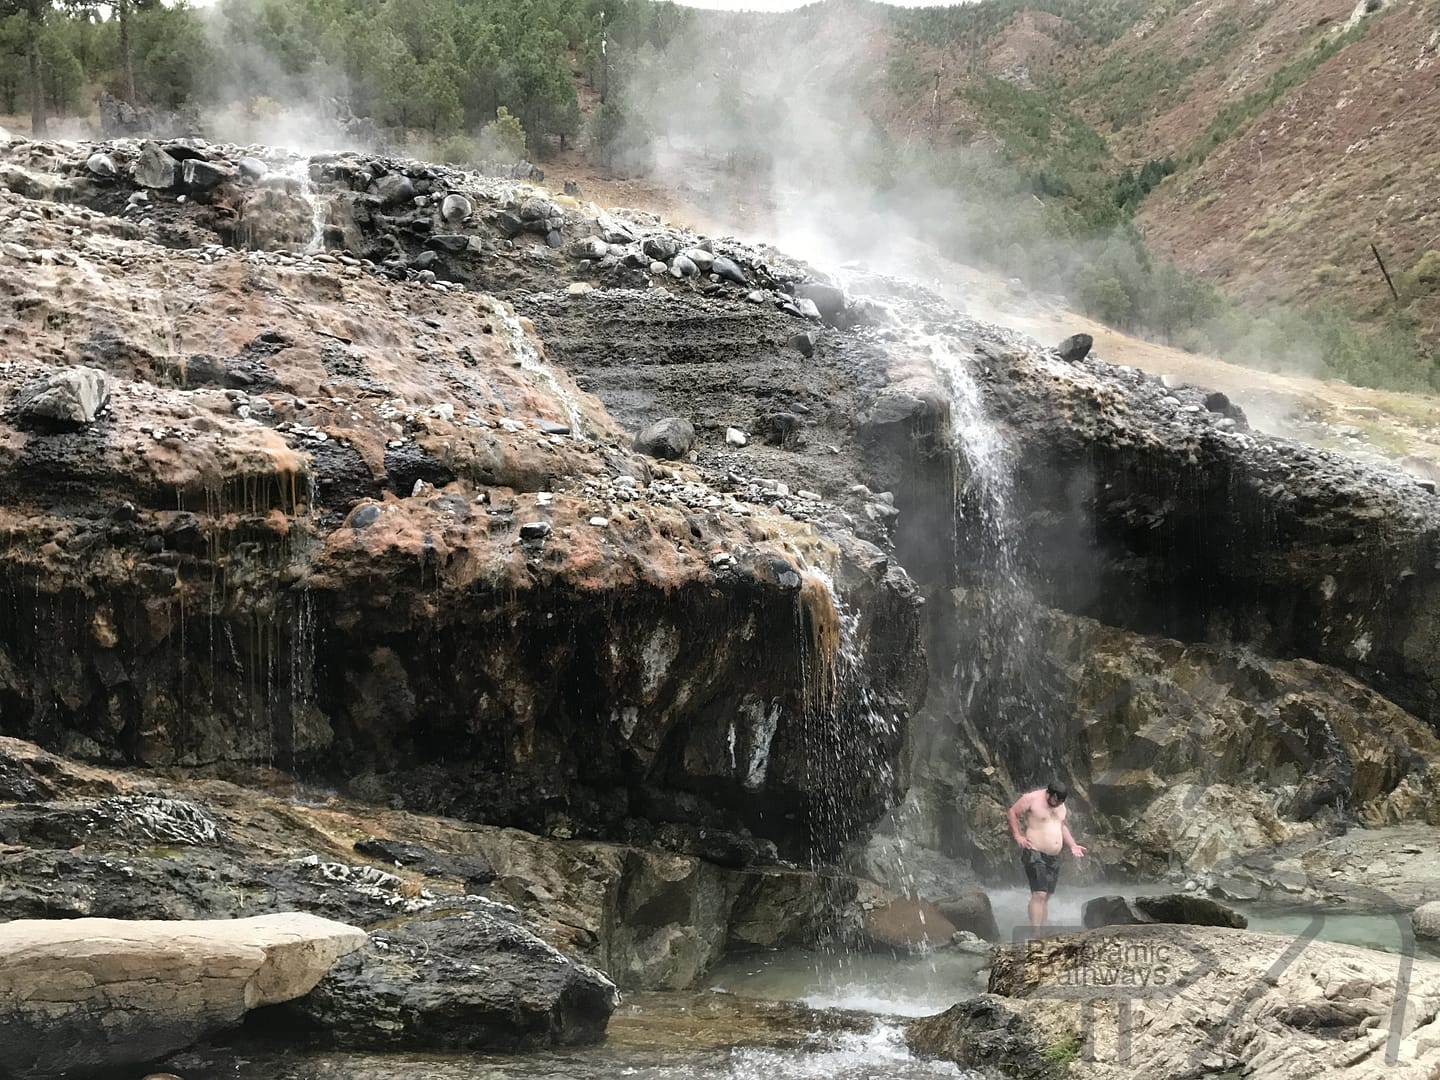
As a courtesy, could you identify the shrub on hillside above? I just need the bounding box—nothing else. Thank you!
[478,107,526,163]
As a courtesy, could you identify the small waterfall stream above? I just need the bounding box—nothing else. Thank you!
[489,296,589,438]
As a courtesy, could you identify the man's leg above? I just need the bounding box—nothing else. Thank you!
[1028,889,1049,929]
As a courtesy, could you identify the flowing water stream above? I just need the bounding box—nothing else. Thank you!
[171,957,983,1079]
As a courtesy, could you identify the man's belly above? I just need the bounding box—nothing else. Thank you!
[1028,822,1063,855]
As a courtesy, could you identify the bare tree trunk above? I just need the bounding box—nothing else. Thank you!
[118,0,136,102]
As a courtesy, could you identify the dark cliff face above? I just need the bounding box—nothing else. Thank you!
[976,352,1440,733]
[0,140,930,862]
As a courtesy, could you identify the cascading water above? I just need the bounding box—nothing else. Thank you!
[489,296,588,438]
[275,155,327,253]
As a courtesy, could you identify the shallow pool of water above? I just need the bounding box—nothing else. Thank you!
[708,946,988,1016]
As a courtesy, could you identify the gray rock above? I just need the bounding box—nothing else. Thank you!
[634,417,697,460]
[85,152,116,179]
[642,235,680,262]
[352,837,495,887]
[133,142,178,189]
[288,909,618,1051]
[1082,894,1147,929]
[711,256,749,286]
[788,331,816,357]
[1132,893,1247,928]
[371,173,416,206]
[670,254,698,278]
[795,298,822,320]
[440,193,472,225]
[1412,900,1440,940]
[519,196,555,222]
[567,236,609,261]
[935,890,1001,942]
[426,234,471,255]
[14,366,111,426]
[726,427,748,447]
[597,213,636,244]
[236,156,267,182]
[493,209,526,239]
[683,247,715,273]
[181,158,234,191]
[519,521,551,541]
[907,996,1060,1079]
[794,281,845,322]
[1055,333,1093,363]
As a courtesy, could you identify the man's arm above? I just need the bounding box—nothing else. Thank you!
[1007,794,1031,849]
[1061,820,1086,858]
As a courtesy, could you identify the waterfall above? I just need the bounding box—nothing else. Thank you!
[275,156,327,253]
[489,297,588,439]
[796,565,906,861]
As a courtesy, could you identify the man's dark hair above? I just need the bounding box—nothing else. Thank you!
[1046,781,1068,802]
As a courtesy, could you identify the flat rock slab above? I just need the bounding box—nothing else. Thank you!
[982,924,1440,1080]
[0,913,367,1079]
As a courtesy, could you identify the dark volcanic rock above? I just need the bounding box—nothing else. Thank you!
[1132,893,1247,928]
[353,837,496,886]
[793,281,846,323]
[907,996,1060,1079]
[633,417,696,460]
[1055,332,1092,362]
[286,908,619,1051]
[1082,894,1146,929]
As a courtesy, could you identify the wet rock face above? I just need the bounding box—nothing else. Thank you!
[0,152,926,862]
[979,354,1440,732]
[939,605,1440,882]
[1,564,915,860]
[907,996,1060,1080]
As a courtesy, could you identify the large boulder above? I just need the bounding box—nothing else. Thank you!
[288,907,618,1051]
[132,141,177,189]
[793,281,846,323]
[1082,895,1146,929]
[633,417,697,460]
[908,996,1061,1079]
[181,157,234,192]
[862,895,958,952]
[1133,894,1247,929]
[12,366,110,425]
[0,914,366,1079]
[936,890,1002,942]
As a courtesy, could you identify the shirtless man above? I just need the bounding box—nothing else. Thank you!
[1008,781,1086,931]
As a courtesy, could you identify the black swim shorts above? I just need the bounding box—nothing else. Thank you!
[1022,848,1060,894]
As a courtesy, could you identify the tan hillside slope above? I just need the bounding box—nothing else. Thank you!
[1136,0,1440,341]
